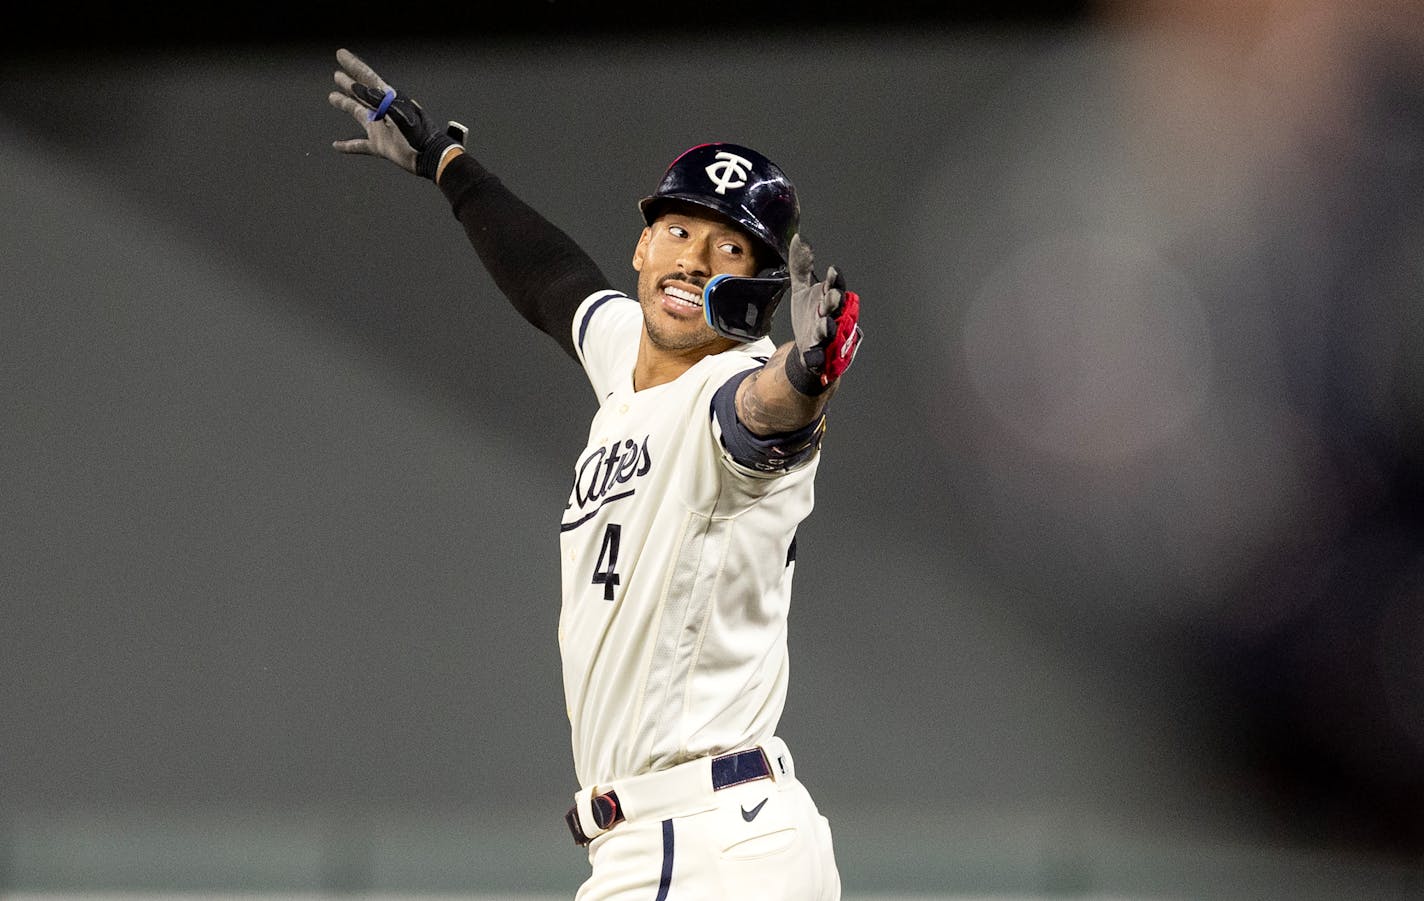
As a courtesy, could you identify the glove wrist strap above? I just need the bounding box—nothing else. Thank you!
[785,348,832,397]
[415,136,458,181]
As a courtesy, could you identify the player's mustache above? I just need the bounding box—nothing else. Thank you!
[658,273,707,290]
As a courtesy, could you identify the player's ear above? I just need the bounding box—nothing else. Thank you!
[632,227,651,272]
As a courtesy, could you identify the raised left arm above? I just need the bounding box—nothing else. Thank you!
[735,234,863,436]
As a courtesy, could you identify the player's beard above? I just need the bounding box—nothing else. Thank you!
[638,271,722,352]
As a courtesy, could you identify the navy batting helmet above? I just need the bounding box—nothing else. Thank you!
[638,142,800,265]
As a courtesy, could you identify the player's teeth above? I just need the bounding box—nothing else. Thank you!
[665,286,702,306]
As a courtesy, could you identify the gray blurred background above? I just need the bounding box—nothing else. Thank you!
[2,1,1422,898]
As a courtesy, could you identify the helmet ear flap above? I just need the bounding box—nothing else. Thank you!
[703,270,791,342]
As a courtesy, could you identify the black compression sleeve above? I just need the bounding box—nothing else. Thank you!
[438,153,614,362]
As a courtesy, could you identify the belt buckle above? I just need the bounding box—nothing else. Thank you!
[710,746,773,790]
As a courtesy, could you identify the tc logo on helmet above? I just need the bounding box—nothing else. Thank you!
[705,151,753,195]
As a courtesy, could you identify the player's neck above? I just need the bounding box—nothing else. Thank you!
[632,347,696,391]
[633,333,732,391]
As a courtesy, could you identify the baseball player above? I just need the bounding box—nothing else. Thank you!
[328,48,862,900]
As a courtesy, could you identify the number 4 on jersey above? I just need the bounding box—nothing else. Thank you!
[591,523,621,601]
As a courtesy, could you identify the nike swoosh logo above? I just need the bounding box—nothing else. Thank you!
[741,798,768,822]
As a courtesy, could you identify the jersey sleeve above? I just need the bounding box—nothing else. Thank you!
[571,290,642,400]
[709,365,826,476]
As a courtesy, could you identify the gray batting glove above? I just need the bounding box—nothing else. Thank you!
[328,48,465,180]
[786,234,863,392]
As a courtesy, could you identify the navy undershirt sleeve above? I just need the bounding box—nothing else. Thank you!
[438,153,614,362]
[710,368,825,473]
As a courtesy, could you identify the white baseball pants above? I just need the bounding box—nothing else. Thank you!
[572,740,840,900]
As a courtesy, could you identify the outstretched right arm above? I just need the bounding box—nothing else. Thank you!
[328,48,609,362]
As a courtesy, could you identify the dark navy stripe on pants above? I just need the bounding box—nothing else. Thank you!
[654,818,674,900]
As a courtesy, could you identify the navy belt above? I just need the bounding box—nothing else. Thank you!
[566,747,772,846]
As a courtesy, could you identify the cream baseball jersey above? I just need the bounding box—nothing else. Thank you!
[560,289,823,789]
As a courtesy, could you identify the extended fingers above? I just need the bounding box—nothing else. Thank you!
[821,265,845,316]
[333,70,358,98]
[331,137,373,155]
[329,89,375,153]
[336,48,391,93]
[329,89,365,119]
[788,233,815,286]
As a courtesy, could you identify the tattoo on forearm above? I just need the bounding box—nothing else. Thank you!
[740,373,801,433]
[737,346,835,436]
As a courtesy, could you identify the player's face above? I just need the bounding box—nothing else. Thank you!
[632,204,761,352]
